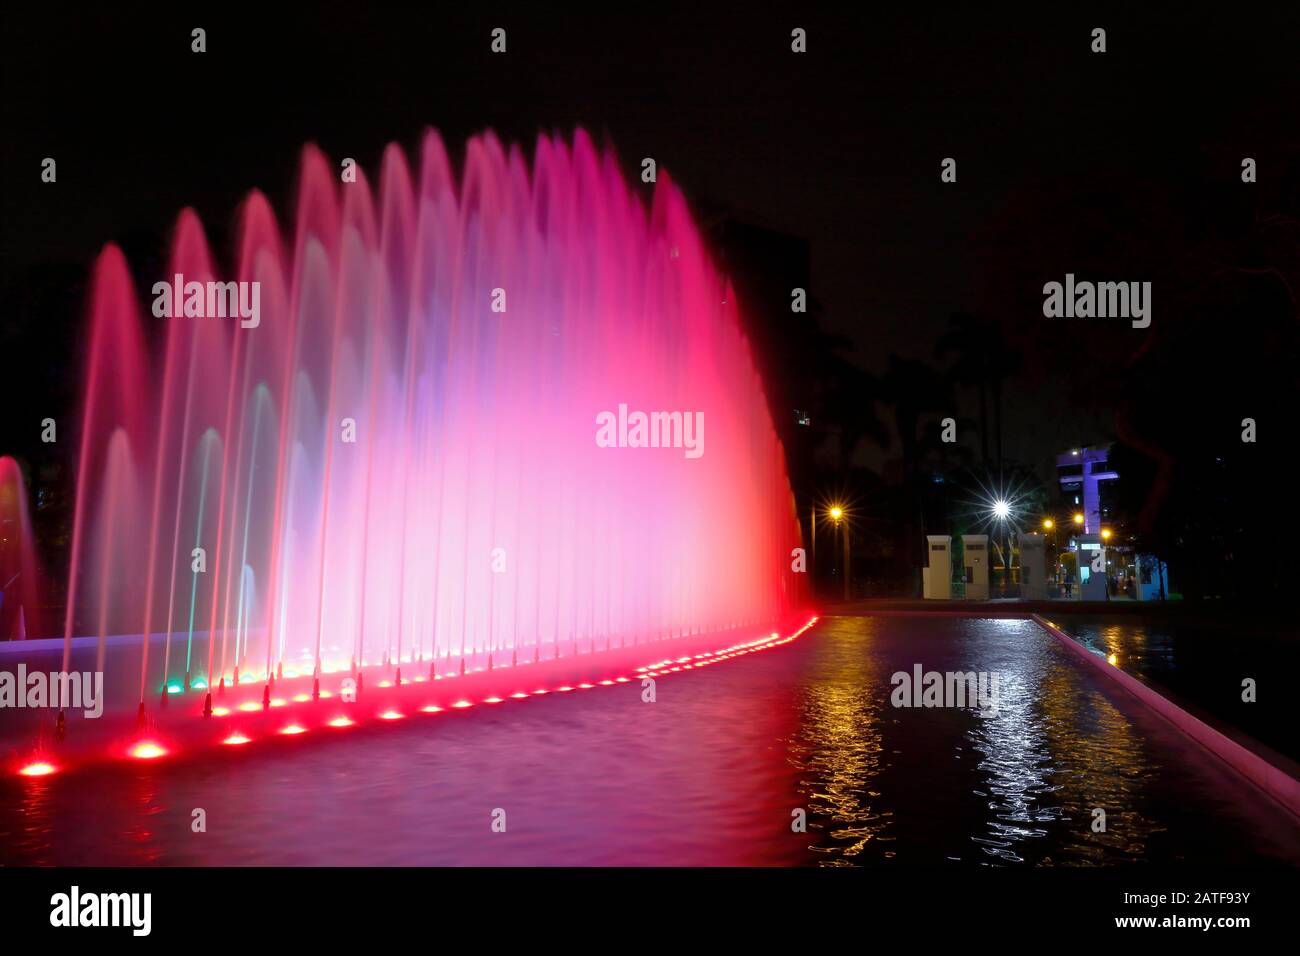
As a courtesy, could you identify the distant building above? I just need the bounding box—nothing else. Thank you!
[1056,445,1118,535]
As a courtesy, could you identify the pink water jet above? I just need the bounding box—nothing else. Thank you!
[62,128,807,716]
[0,456,42,640]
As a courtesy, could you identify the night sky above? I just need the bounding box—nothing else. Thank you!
[3,3,1299,477]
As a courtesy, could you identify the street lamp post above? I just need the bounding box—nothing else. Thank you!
[843,519,850,601]
[1100,528,1113,598]
[1042,518,1056,585]
[828,505,848,601]
[992,499,1010,594]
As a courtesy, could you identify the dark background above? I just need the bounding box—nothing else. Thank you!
[2,3,1299,606]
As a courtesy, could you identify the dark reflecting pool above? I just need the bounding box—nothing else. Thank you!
[2,615,1296,865]
[1052,612,1299,763]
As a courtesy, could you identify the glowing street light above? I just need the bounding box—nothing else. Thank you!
[1042,518,1054,530]
[829,505,843,522]
[1101,529,1112,542]
[1072,513,1084,526]
[987,499,1012,591]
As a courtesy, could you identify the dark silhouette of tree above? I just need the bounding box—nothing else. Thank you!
[882,355,953,589]
[935,312,1020,471]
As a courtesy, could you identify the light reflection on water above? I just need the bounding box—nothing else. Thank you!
[969,666,1061,862]
[787,616,1298,867]
[789,623,888,863]
[969,642,1163,865]
[2,615,1296,866]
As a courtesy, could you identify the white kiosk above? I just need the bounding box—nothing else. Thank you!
[1019,534,1047,600]
[922,535,952,599]
[962,534,989,600]
[1135,553,1167,601]
[1077,533,1108,600]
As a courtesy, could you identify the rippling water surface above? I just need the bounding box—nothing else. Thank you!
[2,616,1296,865]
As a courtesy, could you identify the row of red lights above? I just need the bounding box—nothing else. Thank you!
[17,617,818,778]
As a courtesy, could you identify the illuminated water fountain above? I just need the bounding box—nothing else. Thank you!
[22,129,808,768]
[0,457,42,641]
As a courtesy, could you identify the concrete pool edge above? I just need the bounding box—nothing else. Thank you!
[1030,613,1300,822]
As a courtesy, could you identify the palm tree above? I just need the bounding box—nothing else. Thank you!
[934,312,1020,472]
[882,356,954,589]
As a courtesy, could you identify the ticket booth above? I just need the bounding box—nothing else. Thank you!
[962,534,989,600]
[922,535,952,599]
[1019,534,1047,600]
[1077,533,1108,600]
